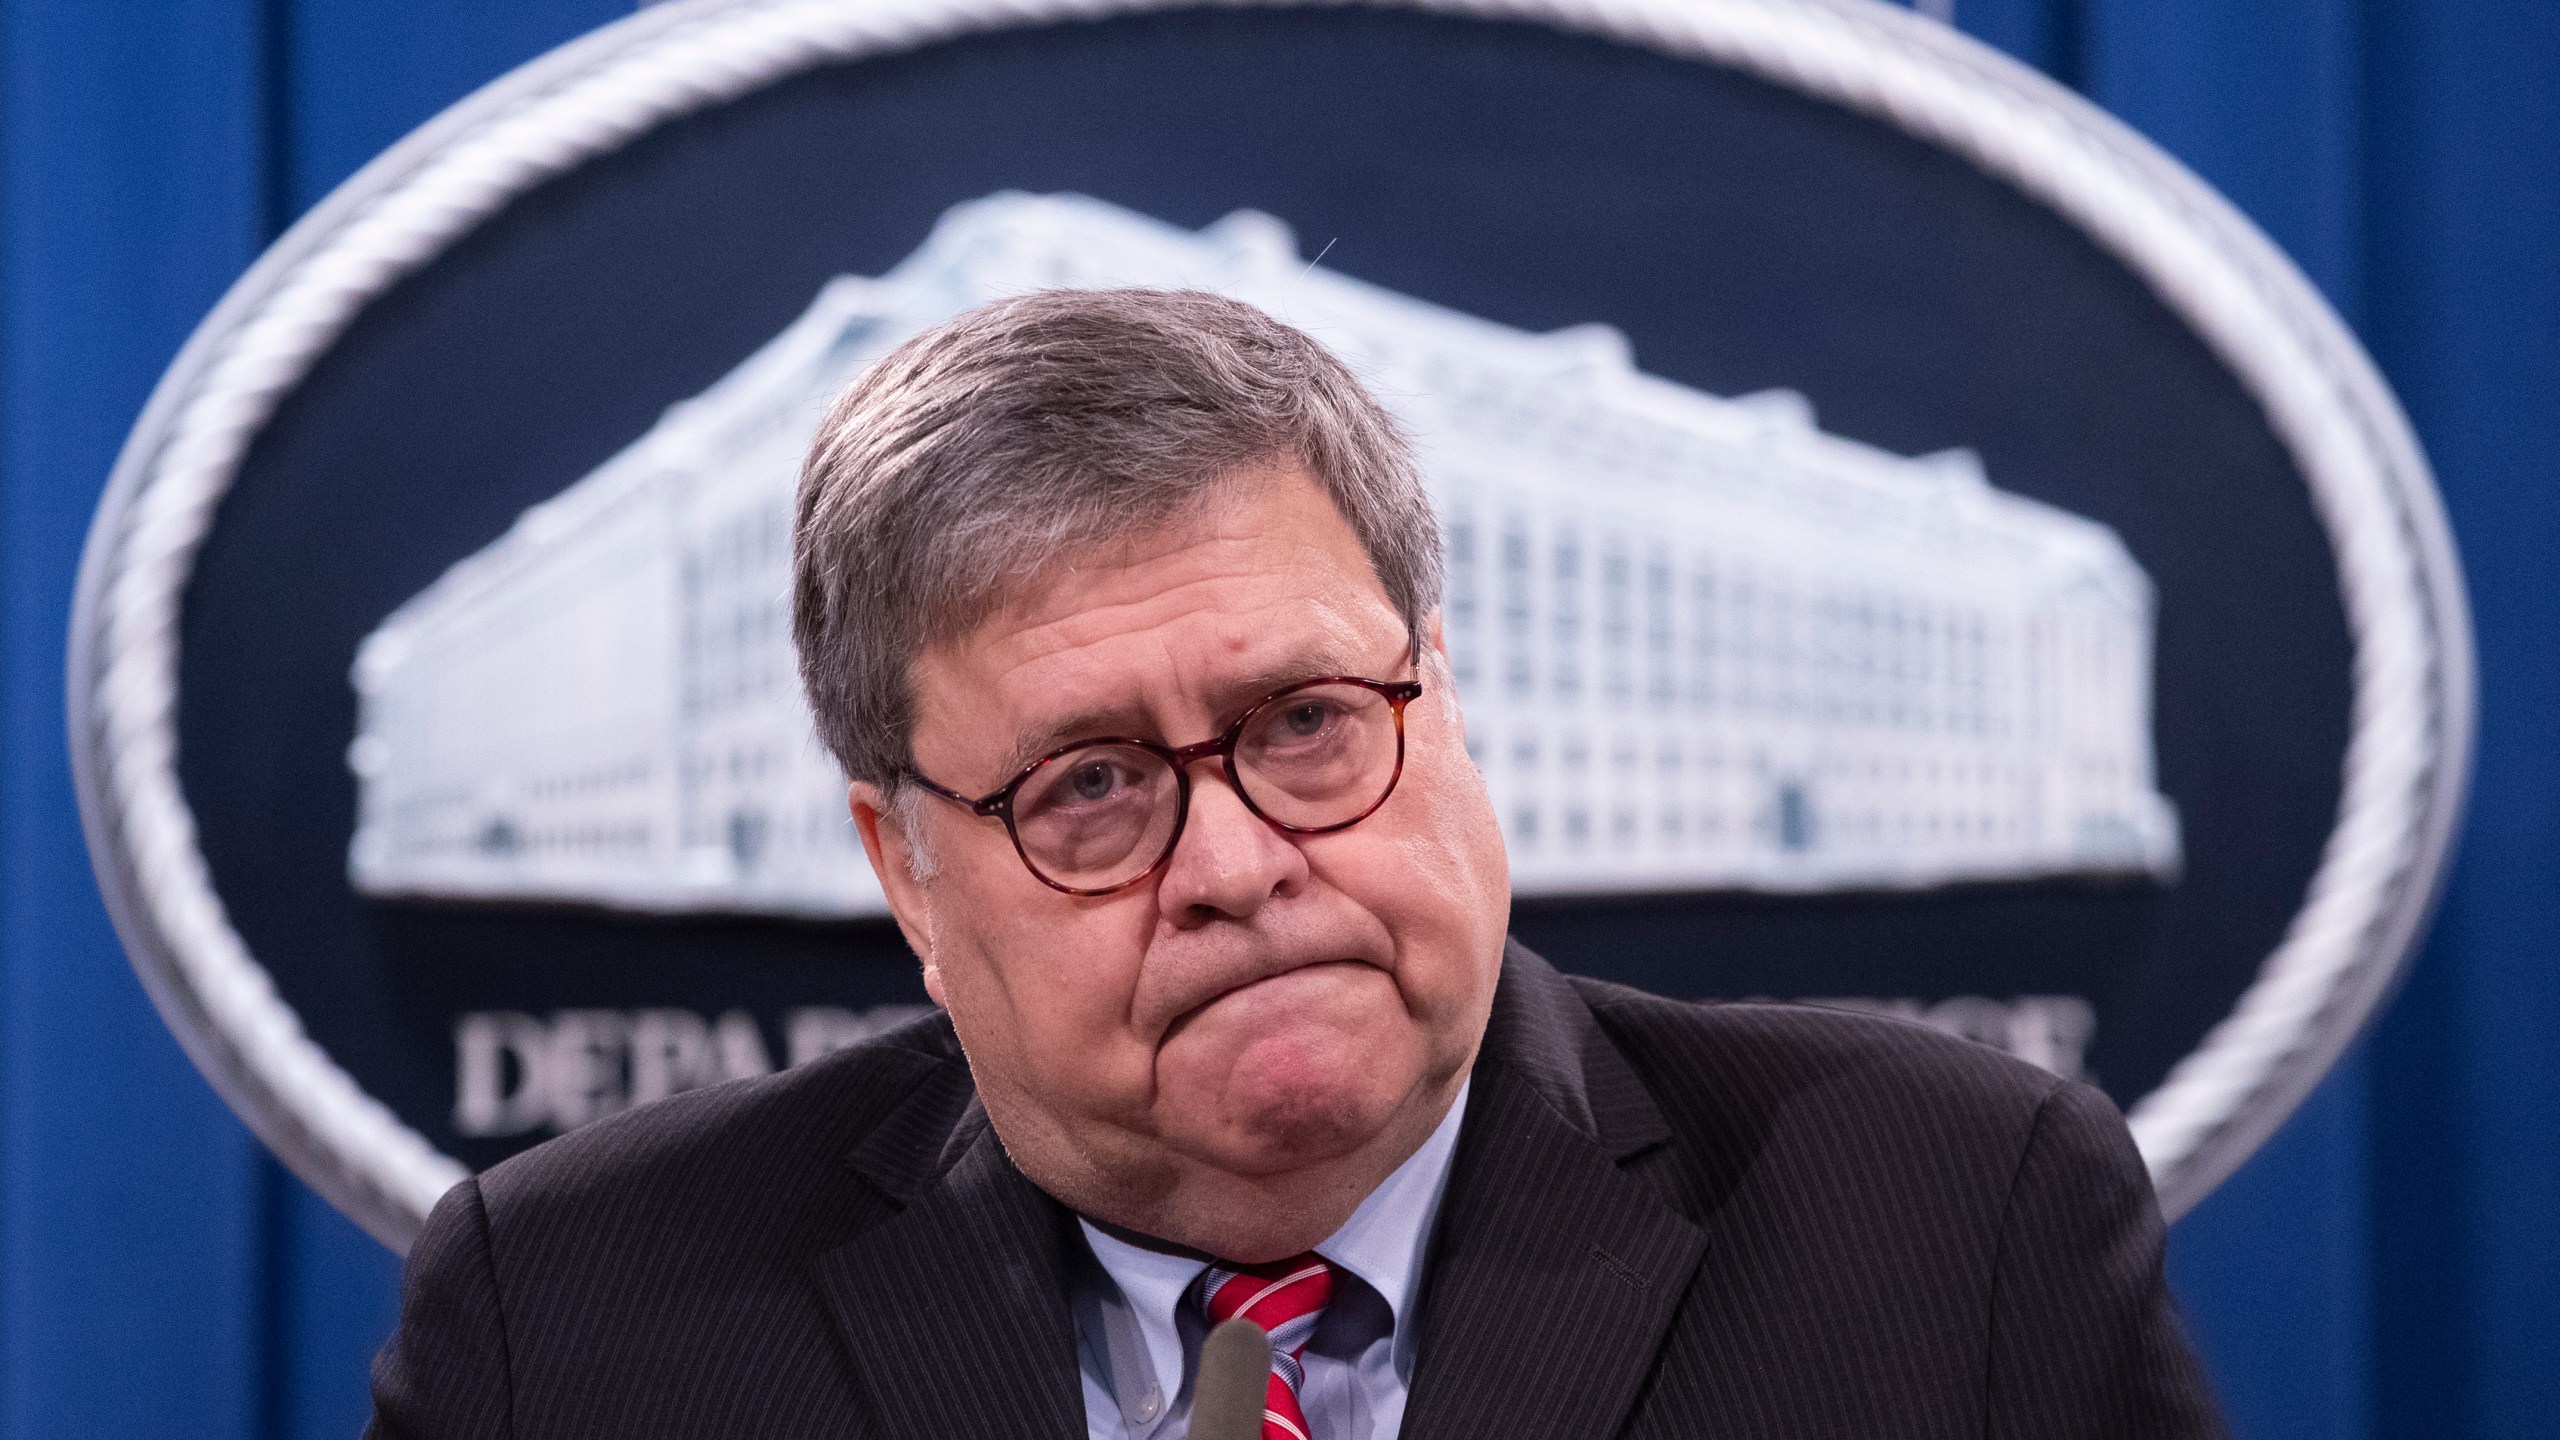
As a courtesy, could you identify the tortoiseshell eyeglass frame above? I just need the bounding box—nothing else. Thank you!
[906,675,1426,897]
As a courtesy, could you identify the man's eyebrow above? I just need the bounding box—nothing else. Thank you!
[988,702,1150,781]
[984,646,1405,782]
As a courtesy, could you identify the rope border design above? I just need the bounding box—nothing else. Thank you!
[66,0,2473,1246]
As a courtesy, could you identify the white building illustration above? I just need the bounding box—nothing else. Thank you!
[347,191,2180,918]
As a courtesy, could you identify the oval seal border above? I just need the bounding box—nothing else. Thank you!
[68,0,2474,1247]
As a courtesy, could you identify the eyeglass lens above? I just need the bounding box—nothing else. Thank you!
[1008,682,1403,891]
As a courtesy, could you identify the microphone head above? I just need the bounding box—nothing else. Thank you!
[1193,1318,1273,1440]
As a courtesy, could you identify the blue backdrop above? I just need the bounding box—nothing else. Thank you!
[0,1,2549,1435]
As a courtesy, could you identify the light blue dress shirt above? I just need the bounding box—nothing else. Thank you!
[1068,1080,1470,1440]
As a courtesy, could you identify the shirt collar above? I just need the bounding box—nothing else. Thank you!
[1076,1077,1471,1400]
[1318,1076,1470,1348]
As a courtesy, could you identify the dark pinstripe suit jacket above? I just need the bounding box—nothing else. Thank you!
[369,941,2225,1438]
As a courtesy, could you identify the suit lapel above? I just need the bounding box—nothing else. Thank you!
[801,946,1700,1440]
[1401,945,1708,1440]
[812,1096,1086,1440]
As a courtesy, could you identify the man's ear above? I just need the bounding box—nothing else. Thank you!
[849,782,946,1008]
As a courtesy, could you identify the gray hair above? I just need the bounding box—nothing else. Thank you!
[792,288,1444,799]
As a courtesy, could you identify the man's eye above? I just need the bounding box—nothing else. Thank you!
[1279,702,1335,738]
[1065,761,1125,801]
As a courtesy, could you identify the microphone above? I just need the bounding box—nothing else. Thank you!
[1192,1318,1272,1440]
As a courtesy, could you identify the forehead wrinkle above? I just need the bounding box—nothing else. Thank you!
[916,470,1407,783]
[957,469,1367,672]
[980,532,1366,667]
[980,629,1390,780]
[998,565,1269,662]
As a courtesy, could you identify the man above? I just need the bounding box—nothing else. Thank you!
[370,290,2224,1438]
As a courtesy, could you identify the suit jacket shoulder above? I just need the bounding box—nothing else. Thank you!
[473,1010,968,1243]
[1492,958,2224,1439]
[1570,972,2067,1223]
[370,1012,1000,1440]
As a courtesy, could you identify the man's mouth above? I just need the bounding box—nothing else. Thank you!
[1166,956,1370,1035]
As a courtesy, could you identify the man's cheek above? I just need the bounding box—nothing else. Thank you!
[1012,937,1145,1078]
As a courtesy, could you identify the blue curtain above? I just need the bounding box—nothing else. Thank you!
[0,2,2549,1434]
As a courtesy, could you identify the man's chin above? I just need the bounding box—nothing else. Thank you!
[1222,1086,1383,1168]
[1156,1053,1419,1180]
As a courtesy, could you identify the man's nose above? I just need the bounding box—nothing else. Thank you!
[1154,763,1306,924]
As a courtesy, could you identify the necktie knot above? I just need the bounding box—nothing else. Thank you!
[1195,1253,1338,1440]
[1199,1253,1335,1333]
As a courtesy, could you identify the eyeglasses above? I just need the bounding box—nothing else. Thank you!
[908,675,1426,896]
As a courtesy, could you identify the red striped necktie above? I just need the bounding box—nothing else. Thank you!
[1195,1253,1339,1440]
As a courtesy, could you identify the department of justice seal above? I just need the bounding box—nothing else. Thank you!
[71,0,2470,1246]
